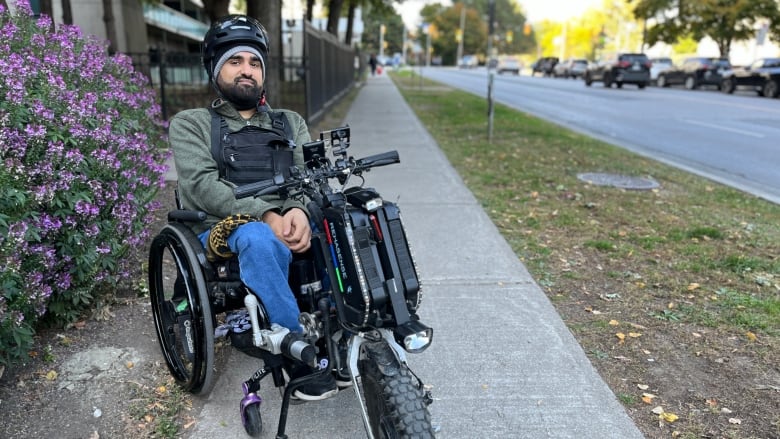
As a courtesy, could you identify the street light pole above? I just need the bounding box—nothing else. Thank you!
[487,0,495,143]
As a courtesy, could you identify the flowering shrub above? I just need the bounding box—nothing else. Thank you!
[0,1,169,366]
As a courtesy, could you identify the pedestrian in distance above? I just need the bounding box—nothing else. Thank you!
[369,53,378,76]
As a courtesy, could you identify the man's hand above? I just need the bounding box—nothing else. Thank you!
[262,208,311,253]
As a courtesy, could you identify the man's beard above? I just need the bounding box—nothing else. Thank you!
[217,76,262,110]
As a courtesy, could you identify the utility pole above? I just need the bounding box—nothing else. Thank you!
[379,24,385,59]
[456,3,466,63]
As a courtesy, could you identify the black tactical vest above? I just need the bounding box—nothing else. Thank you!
[209,108,295,186]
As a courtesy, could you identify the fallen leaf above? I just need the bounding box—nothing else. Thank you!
[156,385,167,394]
[629,323,648,330]
[144,414,155,423]
[637,384,649,390]
[687,283,700,291]
[609,319,620,326]
[651,406,665,415]
[125,361,134,369]
[745,331,757,342]
[45,370,57,381]
[667,302,675,309]
[628,332,642,338]
[721,408,733,414]
[705,398,718,407]
[642,349,652,355]
[728,418,741,424]
[692,332,702,338]
[616,332,626,343]
[660,412,679,423]
[641,393,656,404]
[591,310,602,315]
[73,320,87,329]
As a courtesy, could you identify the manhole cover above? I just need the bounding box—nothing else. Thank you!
[577,173,659,190]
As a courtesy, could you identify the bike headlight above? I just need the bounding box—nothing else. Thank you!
[394,320,433,353]
[363,197,383,212]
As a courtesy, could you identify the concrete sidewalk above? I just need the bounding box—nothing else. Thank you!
[186,74,646,438]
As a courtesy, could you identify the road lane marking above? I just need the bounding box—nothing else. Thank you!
[679,118,765,138]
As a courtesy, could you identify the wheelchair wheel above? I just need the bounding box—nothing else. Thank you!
[148,223,215,395]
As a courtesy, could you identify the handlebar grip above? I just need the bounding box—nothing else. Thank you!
[357,150,400,168]
[167,210,207,222]
[234,179,276,199]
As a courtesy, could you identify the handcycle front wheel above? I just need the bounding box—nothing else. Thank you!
[148,223,215,395]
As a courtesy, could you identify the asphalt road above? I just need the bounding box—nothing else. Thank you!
[416,67,780,205]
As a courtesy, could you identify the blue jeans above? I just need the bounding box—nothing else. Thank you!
[199,222,302,332]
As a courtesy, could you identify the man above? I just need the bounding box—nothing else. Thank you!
[168,15,337,401]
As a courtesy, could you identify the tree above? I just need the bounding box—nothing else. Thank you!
[326,0,345,36]
[202,0,230,22]
[247,0,281,104]
[632,0,780,57]
[361,3,405,55]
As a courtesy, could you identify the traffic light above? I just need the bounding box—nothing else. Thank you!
[523,23,531,35]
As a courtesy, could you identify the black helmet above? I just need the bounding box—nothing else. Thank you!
[202,15,269,80]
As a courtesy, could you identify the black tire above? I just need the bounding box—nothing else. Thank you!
[722,78,735,94]
[616,82,623,89]
[763,80,779,98]
[657,75,668,88]
[359,344,433,438]
[243,403,263,437]
[584,73,592,86]
[603,73,612,88]
[148,223,215,395]
[638,82,646,89]
[684,75,697,90]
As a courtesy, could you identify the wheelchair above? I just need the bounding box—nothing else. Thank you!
[147,198,331,437]
[148,137,437,437]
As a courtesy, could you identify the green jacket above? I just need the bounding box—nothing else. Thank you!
[169,99,312,234]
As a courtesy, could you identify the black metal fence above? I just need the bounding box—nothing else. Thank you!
[128,24,357,125]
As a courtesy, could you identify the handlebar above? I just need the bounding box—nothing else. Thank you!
[355,150,400,170]
[233,150,400,200]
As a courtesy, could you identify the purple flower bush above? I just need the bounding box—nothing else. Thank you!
[0,0,169,366]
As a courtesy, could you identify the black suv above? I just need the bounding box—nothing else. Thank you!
[531,57,559,77]
[721,58,780,98]
[584,53,651,89]
[656,57,731,90]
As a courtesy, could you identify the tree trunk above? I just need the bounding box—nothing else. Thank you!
[202,0,230,22]
[326,0,344,36]
[39,0,53,18]
[62,0,73,25]
[345,0,355,45]
[102,0,117,54]
[306,0,315,22]
[247,0,281,106]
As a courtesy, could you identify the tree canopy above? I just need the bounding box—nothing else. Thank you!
[631,0,780,57]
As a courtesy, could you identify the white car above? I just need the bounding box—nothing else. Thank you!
[650,57,673,84]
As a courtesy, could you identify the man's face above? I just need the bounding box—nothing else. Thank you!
[216,51,264,110]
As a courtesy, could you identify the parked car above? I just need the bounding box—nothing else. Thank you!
[458,55,479,69]
[553,58,588,78]
[656,57,731,90]
[649,57,673,84]
[721,57,780,98]
[531,56,559,76]
[584,53,651,89]
[497,56,522,75]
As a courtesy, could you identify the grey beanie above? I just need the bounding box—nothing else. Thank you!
[213,45,265,81]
